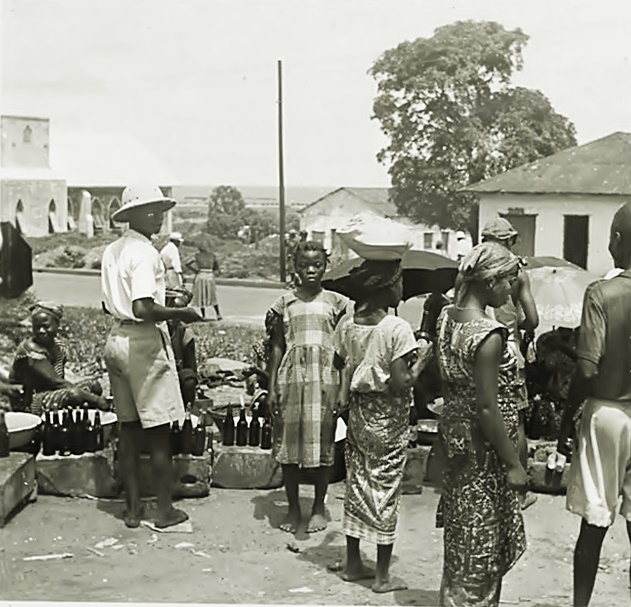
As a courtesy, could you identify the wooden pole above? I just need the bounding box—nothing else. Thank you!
[277,59,286,284]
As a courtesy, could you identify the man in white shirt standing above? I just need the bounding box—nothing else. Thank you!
[160,232,184,289]
[101,184,201,529]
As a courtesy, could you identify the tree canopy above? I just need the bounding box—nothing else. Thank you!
[370,20,577,236]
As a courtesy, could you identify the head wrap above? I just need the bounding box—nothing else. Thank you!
[349,259,403,293]
[459,242,521,283]
[29,301,64,322]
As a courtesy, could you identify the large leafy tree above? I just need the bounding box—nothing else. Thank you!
[206,185,247,238]
[370,21,577,237]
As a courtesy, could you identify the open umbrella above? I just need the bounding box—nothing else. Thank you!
[524,256,582,270]
[322,250,459,301]
[525,264,600,332]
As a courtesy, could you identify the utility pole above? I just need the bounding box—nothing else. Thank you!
[277,59,286,284]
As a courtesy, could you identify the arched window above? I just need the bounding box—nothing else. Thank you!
[92,197,105,230]
[67,197,77,230]
[108,197,121,229]
[16,200,25,233]
[48,199,59,234]
[23,126,32,143]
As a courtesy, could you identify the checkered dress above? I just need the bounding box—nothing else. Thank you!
[271,289,348,468]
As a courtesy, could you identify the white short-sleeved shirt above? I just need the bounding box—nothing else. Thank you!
[160,241,182,273]
[335,314,417,393]
[101,229,165,321]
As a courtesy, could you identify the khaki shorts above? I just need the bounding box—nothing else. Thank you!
[104,321,185,429]
[566,397,631,527]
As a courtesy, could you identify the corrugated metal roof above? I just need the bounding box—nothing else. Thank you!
[463,132,631,195]
[300,187,396,216]
[50,130,179,188]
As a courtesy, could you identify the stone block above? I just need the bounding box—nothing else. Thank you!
[212,442,283,489]
[36,447,120,498]
[0,452,37,526]
[134,452,212,498]
[402,445,432,494]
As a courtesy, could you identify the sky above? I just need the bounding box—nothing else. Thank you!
[2,0,631,187]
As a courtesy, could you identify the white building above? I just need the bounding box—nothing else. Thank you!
[299,187,459,259]
[464,132,631,276]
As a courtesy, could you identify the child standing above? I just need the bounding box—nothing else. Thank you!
[333,259,426,593]
[267,241,349,534]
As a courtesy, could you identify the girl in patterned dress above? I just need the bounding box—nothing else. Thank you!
[436,242,529,607]
[332,259,428,594]
[267,241,349,534]
[9,301,107,415]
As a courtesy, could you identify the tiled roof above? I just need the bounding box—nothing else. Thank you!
[463,132,631,195]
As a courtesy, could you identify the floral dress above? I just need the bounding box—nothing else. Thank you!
[271,289,348,468]
[435,307,526,607]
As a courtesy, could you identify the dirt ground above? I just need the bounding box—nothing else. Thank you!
[0,482,629,606]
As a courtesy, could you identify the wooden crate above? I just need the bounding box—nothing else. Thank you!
[0,453,37,527]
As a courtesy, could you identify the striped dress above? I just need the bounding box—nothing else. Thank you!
[271,289,348,468]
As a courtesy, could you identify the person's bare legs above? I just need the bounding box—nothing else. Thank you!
[372,543,407,593]
[280,464,301,533]
[146,423,188,528]
[573,519,608,606]
[518,411,536,510]
[627,521,631,602]
[213,304,222,321]
[307,466,330,533]
[119,421,143,528]
[330,536,374,581]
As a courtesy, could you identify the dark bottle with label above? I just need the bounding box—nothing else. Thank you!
[58,409,70,455]
[248,406,261,447]
[71,407,85,455]
[171,420,182,455]
[236,407,248,446]
[93,410,104,451]
[222,406,235,446]
[192,411,206,456]
[84,408,96,453]
[181,404,194,455]
[0,410,10,457]
[260,416,273,450]
[42,411,56,456]
[51,406,61,454]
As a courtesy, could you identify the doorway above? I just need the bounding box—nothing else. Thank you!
[48,200,59,234]
[15,200,24,233]
[563,215,589,269]
[501,214,536,256]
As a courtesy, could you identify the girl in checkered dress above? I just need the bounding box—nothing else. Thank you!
[267,241,349,535]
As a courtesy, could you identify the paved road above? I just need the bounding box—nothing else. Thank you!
[32,272,424,327]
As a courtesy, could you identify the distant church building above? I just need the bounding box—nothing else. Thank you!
[0,114,177,238]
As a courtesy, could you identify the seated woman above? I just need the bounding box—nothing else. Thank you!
[165,288,198,406]
[9,301,107,415]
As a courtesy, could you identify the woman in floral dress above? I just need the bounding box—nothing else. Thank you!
[436,242,529,607]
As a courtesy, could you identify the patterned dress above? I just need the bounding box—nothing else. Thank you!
[336,314,418,545]
[271,289,348,468]
[436,307,526,607]
[10,337,100,415]
[191,252,220,307]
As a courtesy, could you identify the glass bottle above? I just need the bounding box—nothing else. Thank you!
[236,406,248,446]
[181,404,195,455]
[222,406,235,446]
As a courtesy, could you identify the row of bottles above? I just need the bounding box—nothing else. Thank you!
[222,405,272,449]
[0,411,9,457]
[42,403,105,456]
[170,405,208,456]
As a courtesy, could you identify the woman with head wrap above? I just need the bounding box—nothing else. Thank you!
[9,301,107,415]
[332,258,426,593]
[435,242,528,607]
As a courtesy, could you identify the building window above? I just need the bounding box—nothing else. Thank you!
[424,232,434,249]
[23,126,32,143]
[16,200,25,233]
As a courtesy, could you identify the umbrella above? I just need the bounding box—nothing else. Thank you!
[525,256,583,270]
[322,250,459,301]
[525,264,600,331]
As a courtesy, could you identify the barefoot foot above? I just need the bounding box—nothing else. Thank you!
[327,561,375,582]
[124,506,144,529]
[155,508,189,529]
[279,510,301,533]
[372,578,408,593]
[520,492,538,511]
[306,513,327,533]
